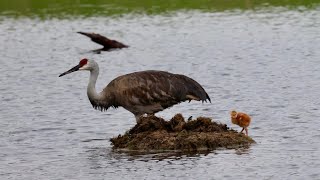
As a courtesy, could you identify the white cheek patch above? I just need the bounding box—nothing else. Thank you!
[79,64,89,70]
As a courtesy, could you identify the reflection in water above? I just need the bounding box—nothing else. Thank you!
[0,7,320,180]
[110,149,212,161]
[85,146,255,179]
[234,147,252,155]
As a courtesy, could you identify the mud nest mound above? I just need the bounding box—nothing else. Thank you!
[110,114,255,152]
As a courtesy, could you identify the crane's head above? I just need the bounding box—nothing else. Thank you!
[59,58,96,77]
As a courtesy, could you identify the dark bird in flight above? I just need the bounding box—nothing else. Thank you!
[77,32,128,52]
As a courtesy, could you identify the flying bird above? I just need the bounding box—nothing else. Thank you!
[59,58,211,123]
[77,32,128,52]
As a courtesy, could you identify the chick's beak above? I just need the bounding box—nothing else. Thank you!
[59,64,81,77]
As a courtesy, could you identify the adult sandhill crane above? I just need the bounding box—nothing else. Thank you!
[59,58,211,123]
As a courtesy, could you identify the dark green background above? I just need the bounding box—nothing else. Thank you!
[1,0,319,18]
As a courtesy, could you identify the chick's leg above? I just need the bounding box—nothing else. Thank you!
[240,127,244,134]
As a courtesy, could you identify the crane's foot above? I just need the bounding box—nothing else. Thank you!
[146,113,155,118]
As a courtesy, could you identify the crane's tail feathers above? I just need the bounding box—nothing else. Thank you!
[180,75,211,103]
[206,93,211,103]
[186,95,201,101]
[186,93,211,103]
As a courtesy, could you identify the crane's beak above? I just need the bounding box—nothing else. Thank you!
[59,64,80,77]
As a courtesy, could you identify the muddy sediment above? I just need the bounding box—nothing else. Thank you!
[110,114,255,152]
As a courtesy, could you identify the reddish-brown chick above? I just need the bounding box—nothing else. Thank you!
[230,110,251,136]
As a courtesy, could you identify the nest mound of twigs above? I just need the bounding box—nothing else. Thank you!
[110,114,255,152]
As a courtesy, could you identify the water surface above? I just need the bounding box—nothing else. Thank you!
[0,3,320,180]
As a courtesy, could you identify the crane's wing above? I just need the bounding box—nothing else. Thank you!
[104,70,210,110]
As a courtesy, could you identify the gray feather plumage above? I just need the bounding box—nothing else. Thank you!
[91,70,210,116]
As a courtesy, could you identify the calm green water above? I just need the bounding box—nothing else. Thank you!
[0,0,319,18]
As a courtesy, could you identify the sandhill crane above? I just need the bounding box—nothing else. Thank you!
[59,58,211,123]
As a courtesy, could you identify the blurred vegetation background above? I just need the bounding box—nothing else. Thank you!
[0,0,319,18]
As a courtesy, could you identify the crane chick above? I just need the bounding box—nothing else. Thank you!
[230,110,251,136]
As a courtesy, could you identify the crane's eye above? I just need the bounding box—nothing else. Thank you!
[79,58,88,67]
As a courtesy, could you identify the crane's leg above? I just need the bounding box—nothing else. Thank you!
[245,127,249,136]
[135,114,143,124]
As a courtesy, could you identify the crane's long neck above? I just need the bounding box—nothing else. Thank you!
[87,67,100,101]
[86,66,107,110]
[86,64,113,111]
